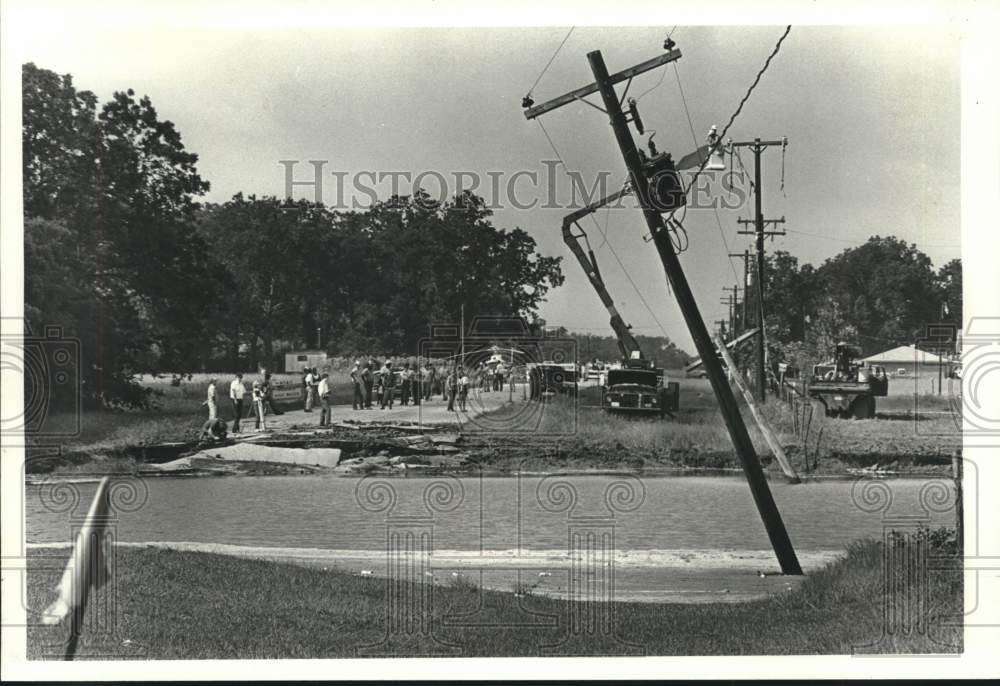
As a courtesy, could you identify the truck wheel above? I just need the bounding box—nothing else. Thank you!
[851,396,873,420]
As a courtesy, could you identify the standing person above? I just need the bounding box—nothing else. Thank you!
[251,380,267,431]
[350,360,365,410]
[400,362,412,406]
[410,362,424,405]
[303,367,314,412]
[423,362,435,402]
[445,366,457,412]
[261,371,283,416]
[362,360,374,409]
[496,361,506,392]
[380,361,395,409]
[229,373,247,433]
[310,368,321,409]
[457,366,469,412]
[318,372,331,426]
[203,377,218,421]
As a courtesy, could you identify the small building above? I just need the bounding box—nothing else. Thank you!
[283,350,329,373]
[862,344,949,377]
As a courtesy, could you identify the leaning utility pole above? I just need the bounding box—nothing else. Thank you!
[734,138,786,403]
[525,47,802,574]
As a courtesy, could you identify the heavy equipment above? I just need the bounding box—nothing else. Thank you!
[807,342,888,418]
[561,192,679,417]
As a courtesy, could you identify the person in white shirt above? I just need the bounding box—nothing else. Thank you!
[251,380,266,431]
[317,373,331,425]
[229,373,247,433]
[304,369,315,412]
[457,367,470,412]
[203,377,217,420]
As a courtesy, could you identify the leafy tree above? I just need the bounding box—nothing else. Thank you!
[937,258,962,324]
[23,64,212,406]
[815,236,940,355]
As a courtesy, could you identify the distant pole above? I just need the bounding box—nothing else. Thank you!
[734,138,787,403]
[753,141,766,403]
[316,327,321,349]
[460,304,465,369]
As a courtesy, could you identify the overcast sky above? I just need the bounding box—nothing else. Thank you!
[13,23,960,354]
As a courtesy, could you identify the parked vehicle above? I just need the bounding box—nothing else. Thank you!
[560,198,680,418]
[528,362,578,399]
[808,343,888,419]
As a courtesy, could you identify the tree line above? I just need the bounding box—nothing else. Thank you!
[749,239,961,371]
[22,64,565,407]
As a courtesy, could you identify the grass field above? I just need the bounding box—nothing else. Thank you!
[25,529,961,659]
[464,377,960,474]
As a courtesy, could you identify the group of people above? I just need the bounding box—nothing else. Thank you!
[199,357,519,439]
[200,371,282,439]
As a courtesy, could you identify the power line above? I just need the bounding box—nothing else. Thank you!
[632,25,678,104]
[526,27,575,98]
[784,227,961,249]
[672,61,742,286]
[684,25,792,198]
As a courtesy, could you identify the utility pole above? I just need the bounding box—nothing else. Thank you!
[715,319,728,340]
[734,138,786,403]
[524,47,802,574]
[723,285,740,340]
[729,250,752,341]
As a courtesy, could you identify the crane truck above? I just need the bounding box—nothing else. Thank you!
[561,189,680,417]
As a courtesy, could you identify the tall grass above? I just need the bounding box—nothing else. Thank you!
[25,530,961,658]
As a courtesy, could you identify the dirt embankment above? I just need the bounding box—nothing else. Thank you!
[26,419,954,480]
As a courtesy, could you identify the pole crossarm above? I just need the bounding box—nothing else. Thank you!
[731,139,785,148]
[524,49,682,120]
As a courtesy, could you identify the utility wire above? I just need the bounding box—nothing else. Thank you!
[672,61,742,285]
[632,25,678,104]
[527,27,575,98]
[683,25,792,198]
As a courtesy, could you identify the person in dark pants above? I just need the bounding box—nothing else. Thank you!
[445,366,457,412]
[318,373,331,426]
[261,372,283,415]
[362,361,374,409]
[410,362,424,405]
[380,361,395,409]
[350,360,364,410]
[400,362,412,406]
[423,362,435,401]
[229,373,247,433]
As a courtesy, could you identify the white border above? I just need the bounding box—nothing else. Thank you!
[2,0,998,680]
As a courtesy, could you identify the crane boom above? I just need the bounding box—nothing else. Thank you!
[561,187,649,365]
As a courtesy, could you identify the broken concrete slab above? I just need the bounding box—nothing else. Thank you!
[192,444,342,468]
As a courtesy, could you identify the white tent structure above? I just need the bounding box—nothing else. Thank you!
[862,345,948,375]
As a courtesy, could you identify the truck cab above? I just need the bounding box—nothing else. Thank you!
[602,352,680,417]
